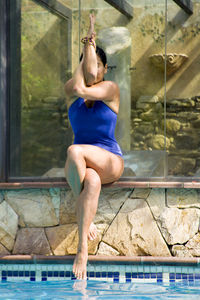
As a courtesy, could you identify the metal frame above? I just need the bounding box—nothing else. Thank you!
[104,0,133,18]
[0,0,10,182]
[173,0,193,14]
[9,0,21,177]
[104,0,193,16]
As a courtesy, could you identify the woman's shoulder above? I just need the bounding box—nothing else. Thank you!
[100,80,119,95]
[103,80,118,87]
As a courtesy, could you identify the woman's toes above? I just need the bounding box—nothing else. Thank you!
[88,223,97,241]
[73,251,88,280]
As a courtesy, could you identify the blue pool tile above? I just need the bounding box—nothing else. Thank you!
[96,272,101,278]
[157,273,163,283]
[126,272,131,278]
[2,277,7,281]
[157,279,163,283]
[108,272,113,278]
[42,278,47,281]
[114,278,119,283]
[65,271,71,277]
[25,271,29,277]
[114,272,119,278]
[169,273,175,280]
[89,272,95,278]
[30,277,35,281]
[102,272,107,278]
[144,273,150,279]
[42,271,47,276]
[19,271,24,277]
[60,271,64,277]
[176,273,182,279]
[30,271,35,277]
[132,273,138,278]
[138,273,144,279]
[182,274,188,280]
[189,274,194,281]
[194,274,200,280]
[2,271,7,277]
[13,271,18,277]
[150,273,157,278]
[48,271,53,277]
[8,271,12,277]
[54,271,59,277]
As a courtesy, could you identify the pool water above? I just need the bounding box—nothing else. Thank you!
[0,280,200,300]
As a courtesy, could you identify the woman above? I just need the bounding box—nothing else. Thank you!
[64,14,124,280]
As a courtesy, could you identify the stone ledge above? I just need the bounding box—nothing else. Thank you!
[1,180,200,189]
[0,255,199,265]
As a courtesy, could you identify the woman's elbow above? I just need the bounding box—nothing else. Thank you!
[73,84,85,96]
[85,73,96,86]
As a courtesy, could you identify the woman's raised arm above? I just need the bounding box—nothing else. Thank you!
[65,61,119,103]
[82,14,98,86]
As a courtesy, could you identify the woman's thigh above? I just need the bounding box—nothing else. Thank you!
[70,144,124,184]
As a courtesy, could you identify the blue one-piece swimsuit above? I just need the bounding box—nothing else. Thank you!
[68,97,123,157]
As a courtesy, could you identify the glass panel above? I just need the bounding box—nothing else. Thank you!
[9,0,169,179]
[10,0,72,177]
[79,0,166,177]
[166,0,200,177]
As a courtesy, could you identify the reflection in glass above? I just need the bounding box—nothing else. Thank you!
[13,0,72,176]
[166,0,200,177]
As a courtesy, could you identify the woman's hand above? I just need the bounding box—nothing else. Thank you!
[87,13,96,39]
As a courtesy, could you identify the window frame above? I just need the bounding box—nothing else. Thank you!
[0,0,72,182]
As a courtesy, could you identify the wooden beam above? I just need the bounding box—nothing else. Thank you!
[173,0,193,14]
[104,0,133,18]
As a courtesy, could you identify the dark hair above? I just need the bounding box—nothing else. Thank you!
[80,45,107,66]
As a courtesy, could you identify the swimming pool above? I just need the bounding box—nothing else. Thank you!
[0,256,200,299]
[0,279,200,299]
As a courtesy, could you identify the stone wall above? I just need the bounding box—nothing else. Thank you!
[0,187,200,257]
[131,95,200,176]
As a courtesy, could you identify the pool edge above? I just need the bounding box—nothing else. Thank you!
[0,255,199,266]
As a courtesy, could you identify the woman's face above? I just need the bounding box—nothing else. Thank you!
[95,55,107,84]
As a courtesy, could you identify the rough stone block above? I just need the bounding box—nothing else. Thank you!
[0,201,18,251]
[59,190,76,224]
[130,188,151,199]
[167,188,200,208]
[103,198,171,256]
[13,228,52,255]
[45,224,104,255]
[5,189,58,227]
[94,188,132,225]
[157,207,199,245]
[0,243,10,255]
[0,192,3,204]
[97,242,120,256]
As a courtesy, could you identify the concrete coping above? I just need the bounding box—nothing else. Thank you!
[0,255,199,265]
[0,180,200,189]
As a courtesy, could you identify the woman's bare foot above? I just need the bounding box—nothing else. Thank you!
[73,249,88,280]
[88,222,97,241]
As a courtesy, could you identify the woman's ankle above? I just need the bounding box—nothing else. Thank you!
[77,241,88,253]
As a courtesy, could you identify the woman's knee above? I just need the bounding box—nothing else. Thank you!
[67,145,83,161]
[84,168,101,191]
